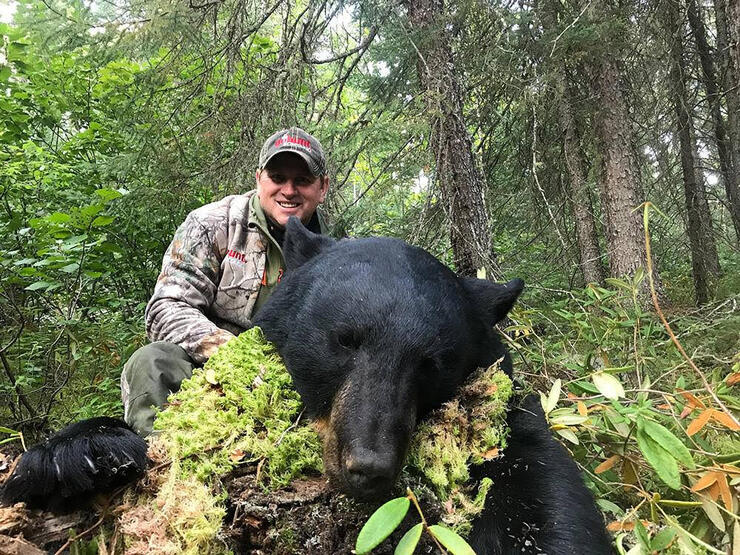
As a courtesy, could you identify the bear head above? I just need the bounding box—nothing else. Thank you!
[253,218,523,500]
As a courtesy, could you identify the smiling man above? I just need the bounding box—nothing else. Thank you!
[120,127,329,436]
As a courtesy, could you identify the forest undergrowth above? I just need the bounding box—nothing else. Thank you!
[2,274,737,554]
[508,271,739,554]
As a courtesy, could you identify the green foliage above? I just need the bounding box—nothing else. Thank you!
[355,497,411,554]
[395,522,423,555]
[0,425,23,447]
[355,490,475,555]
[512,280,739,553]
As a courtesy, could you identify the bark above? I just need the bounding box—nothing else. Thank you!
[590,59,653,285]
[583,3,661,301]
[406,0,495,278]
[669,2,721,304]
[715,0,740,239]
[558,81,606,286]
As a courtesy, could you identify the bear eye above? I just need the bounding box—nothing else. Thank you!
[334,328,363,350]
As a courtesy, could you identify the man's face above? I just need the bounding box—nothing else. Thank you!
[256,152,329,227]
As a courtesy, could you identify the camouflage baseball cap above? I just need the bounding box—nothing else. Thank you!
[258,127,327,177]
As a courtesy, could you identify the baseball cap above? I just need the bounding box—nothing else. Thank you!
[258,127,327,177]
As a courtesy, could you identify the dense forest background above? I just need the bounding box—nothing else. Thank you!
[0,0,738,552]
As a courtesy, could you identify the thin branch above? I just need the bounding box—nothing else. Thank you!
[643,203,740,428]
[302,26,378,64]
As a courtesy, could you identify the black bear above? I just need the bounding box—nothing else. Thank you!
[253,218,613,554]
[1,218,612,553]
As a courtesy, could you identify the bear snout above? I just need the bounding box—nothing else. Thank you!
[343,446,398,499]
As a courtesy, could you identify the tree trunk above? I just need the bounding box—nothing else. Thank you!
[406,0,495,278]
[559,84,606,286]
[589,58,656,294]
[715,0,740,239]
[539,2,606,286]
[688,0,740,241]
[670,2,721,304]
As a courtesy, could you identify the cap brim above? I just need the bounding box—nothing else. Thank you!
[262,149,322,177]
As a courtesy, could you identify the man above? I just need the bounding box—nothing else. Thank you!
[121,127,329,436]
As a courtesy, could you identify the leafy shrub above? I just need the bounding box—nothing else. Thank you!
[510,279,739,553]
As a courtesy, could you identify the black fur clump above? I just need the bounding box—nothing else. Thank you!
[0,416,148,512]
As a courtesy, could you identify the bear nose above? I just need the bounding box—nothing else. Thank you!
[345,447,396,496]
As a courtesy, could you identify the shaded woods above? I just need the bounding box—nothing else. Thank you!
[0,0,738,552]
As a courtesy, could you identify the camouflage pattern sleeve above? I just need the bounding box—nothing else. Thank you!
[145,210,235,364]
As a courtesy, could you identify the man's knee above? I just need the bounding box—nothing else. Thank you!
[121,341,195,437]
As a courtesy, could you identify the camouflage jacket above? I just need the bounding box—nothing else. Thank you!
[145,190,324,364]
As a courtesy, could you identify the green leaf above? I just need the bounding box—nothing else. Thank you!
[543,378,560,413]
[596,498,624,516]
[95,188,123,202]
[550,414,589,426]
[605,277,634,292]
[651,527,676,551]
[60,263,80,273]
[637,418,694,469]
[92,215,115,227]
[636,427,680,489]
[555,428,579,444]
[356,497,410,554]
[80,205,103,219]
[46,212,72,224]
[0,65,10,81]
[14,257,37,266]
[592,372,625,400]
[572,380,600,394]
[634,519,650,549]
[0,426,19,434]
[632,267,645,287]
[25,281,51,291]
[428,525,475,555]
[394,523,422,555]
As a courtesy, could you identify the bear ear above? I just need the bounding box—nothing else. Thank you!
[462,277,524,326]
[283,216,336,271]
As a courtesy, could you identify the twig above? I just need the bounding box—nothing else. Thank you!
[642,203,739,428]
[549,1,593,57]
[303,26,378,64]
[406,488,447,554]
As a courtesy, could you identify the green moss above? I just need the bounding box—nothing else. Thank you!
[408,364,512,498]
[130,330,512,549]
[153,327,323,486]
[137,328,323,553]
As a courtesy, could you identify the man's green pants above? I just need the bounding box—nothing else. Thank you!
[120,342,197,436]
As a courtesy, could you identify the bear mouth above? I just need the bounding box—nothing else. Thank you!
[312,418,403,500]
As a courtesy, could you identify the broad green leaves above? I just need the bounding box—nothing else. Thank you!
[394,523,422,555]
[428,525,476,555]
[592,372,625,400]
[356,492,476,554]
[636,416,694,490]
[356,497,410,554]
